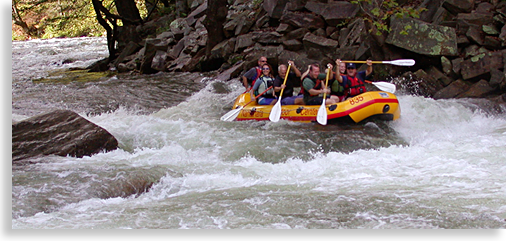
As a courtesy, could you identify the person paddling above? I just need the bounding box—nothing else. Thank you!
[335,59,373,99]
[300,63,338,105]
[273,60,304,105]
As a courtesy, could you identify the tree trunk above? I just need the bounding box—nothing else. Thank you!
[204,0,228,58]
[91,0,116,60]
[115,0,142,26]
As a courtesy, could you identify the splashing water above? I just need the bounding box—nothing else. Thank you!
[11,37,506,229]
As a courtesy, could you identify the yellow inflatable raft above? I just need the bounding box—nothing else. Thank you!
[229,91,400,123]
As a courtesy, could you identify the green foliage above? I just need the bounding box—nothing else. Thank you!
[352,0,426,36]
[12,0,164,40]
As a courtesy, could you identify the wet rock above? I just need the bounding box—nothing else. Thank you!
[12,110,118,162]
[411,69,445,97]
[457,79,496,98]
[386,18,458,56]
[434,79,471,99]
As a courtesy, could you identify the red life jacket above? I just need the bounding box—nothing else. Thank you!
[250,67,263,87]
[301,76,323,98]
[344,75,366,97]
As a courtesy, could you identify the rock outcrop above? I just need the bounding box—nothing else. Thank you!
[95,0,506,101]
[12,110,118,162]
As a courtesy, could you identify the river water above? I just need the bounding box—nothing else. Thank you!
[10,37,506,229]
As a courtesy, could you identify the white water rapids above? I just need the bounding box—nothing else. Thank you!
[10,37,506,231]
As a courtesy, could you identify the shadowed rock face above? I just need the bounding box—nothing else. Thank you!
[12,110,118,162]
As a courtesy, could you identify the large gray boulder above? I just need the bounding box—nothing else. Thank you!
[12,110,118,162]
[386,18,458,56]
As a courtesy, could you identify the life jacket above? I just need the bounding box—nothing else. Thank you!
[344,75,366,97]
[250,67,263,87]
[255,75,275,98]
[301,76,323,99]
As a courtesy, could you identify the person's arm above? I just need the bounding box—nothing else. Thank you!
[242,76,249,89]
[326,63,334,82]
[300,65,311,81]
[250,77,262,99]
[366,59,373,76]
[334,59,343,83]
[303,78,326,96]
[288,60,302,77]
[242,68,256,90]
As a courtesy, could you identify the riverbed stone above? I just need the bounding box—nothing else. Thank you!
[12,110,118,162]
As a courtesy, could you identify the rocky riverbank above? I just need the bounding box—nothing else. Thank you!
[93,0,506,104]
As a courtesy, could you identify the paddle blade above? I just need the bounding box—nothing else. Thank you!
[269,101,282,122]
[371,81,396,93]
[220,106,243,122]
[316,101,327,125]
[385,59,415,66]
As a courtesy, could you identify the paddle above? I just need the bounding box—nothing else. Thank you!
[269,63,291,122]
[365,80,396,93]
[221,86,274,122]
[343,59,415,66]
[316,65,331,125]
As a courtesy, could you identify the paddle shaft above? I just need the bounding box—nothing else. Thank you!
[269,63,292,122]
[277,63,291,99]
[316,65,331,125]
[342,59,415,66]
[343,60,385,64]
[322,66,330,101]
